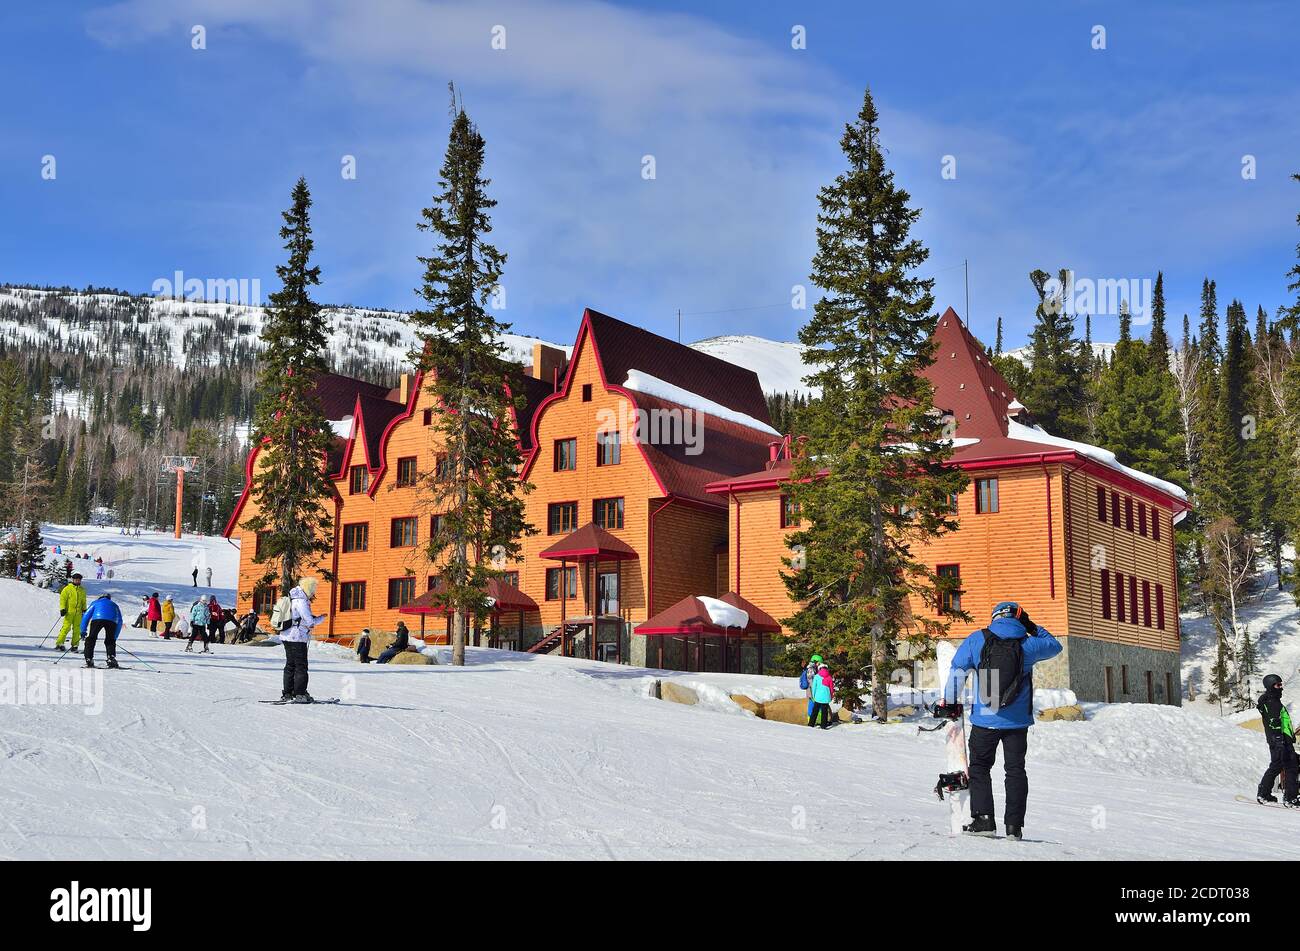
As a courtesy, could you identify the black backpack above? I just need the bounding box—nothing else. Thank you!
[977,629,1026,711]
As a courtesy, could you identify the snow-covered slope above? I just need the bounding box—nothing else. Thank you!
[0,525,1292,860]
[689,334,815,396]
[1006,340,1118,367]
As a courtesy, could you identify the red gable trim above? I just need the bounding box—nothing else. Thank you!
[222,438,265,538]
[519,309,670,497]
[365,370,422,498]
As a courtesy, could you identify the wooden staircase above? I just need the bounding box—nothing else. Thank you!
[526,622,585,655]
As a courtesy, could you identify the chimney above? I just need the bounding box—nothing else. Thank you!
[767,441,781,468]
[399,372,410,406]
[531,343,568,391]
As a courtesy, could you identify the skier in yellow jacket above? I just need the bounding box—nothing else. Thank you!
[54,572,87,651]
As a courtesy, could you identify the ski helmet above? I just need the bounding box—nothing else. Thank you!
[1263,674,1283,690]
[991,601,1021,622]
[810,653,823,664]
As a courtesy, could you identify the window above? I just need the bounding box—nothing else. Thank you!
[396,456,418,488]
[547,502,578,535]
[545,566,577,600]
[554,438,577,471]
[1125,497,1134,531]
[948,492,959,515]
[349,465,369,495]
[254,531,268,559]
[427,575,438,592]
[1129,574,1138,624]
[500,570,519,588]
[422,408,433,426]
[253,584,277,616]
[1137,502,1147,537]
[596,431,621,467]
[593,497,624,530]
[975,478,999,514]
[1096,486,1107,522]
[780,494,802,528]
[390,516,418,548]
[1142,580,1152,627]
[1122,664,1130,694]
[1115,571,1126,623]
[582,383,593,402]
[1152,509,1160,542]
[429,513,444,541]
[342,522,369,553]
[1111,490,1120,526]
[937,564,961,614]
[340,581,366,612]
[1100,569,1111,620]
[1156,583,1166,630]
[434,454,450,481]
[387,577,416,609]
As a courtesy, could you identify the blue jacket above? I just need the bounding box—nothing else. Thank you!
[79,596,123,637]
[943,617,1062,729]
[811,672,833,704]
[190,599,210,626]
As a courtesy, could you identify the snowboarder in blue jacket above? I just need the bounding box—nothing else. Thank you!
[942,601,1061,840]
[80,593,124,669]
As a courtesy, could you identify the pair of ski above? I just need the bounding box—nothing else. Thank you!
[258,697,341,705]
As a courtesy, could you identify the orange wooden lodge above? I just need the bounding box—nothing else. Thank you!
[226,306,1189,703]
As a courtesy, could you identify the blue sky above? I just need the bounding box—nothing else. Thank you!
[2,0,1298,351]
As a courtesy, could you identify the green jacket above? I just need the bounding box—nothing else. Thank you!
[59,582,87,618]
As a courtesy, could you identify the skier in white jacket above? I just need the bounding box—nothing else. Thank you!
[281,577,325,703]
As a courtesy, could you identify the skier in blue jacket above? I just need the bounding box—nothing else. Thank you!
[79,593,124,669]
[941,601,1062,840]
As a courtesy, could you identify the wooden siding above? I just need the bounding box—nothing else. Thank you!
[728,486,803,634]
[1062,467,1180,652]
[650,501,726,614]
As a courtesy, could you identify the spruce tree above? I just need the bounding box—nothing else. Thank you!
[1147,271,1171,374]
[784,88,968,719]
[1020,269,1089,439]
[243,178,336,595]
[409,91,534,668]
[18,518,44,582]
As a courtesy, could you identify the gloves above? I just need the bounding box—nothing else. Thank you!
[1018,609,1037,635]
[60,609,66,617]
[937,701,963,720]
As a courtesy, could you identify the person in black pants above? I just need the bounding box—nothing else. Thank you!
[356,628,373,663]
[941,601,1062,839]
[80,593,124,670]
[1256,674,1298,806]
[376,621,410,664]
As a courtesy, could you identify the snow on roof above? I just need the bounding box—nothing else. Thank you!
[330,415,354,438]
[1006,419,1188,504]
[697,595,749,629]
[622,369,780,436]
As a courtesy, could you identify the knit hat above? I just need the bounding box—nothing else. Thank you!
[298,577,319,598]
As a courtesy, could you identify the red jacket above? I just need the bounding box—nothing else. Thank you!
[146,597,162,621]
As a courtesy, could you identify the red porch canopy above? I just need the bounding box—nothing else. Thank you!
[635,592,780,674]
[539,522,638,561]
[399,576,539,617]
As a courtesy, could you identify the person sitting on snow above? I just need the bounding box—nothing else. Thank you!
[1256,674,1298,807]
[941,601,1062,841]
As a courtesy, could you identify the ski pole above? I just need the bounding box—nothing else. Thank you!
[112,641,159,673]
[36,616,61,650]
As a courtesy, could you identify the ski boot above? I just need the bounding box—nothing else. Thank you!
[291,693,314,704]
[201,647,212,654]
[106,659,119,669]
[55,644,66,652]
[1258,792,1279,804]
[1005,825,1023,841]
[1284,798,1300,809]
[962,814,997,837]
[84,658,95,669]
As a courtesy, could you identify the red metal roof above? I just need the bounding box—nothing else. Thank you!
[399,577,539,616]
[717,591,783,633]
[636,593,775,636]
[539,522,639,561]
[314,372,393,421]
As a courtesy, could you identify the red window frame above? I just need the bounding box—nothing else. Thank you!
[422,408,433,426]
[1137,502,1147,537]
[395,456,418,488]
[429,513,444,541]
[1096,486,1107,522]
[1125,497,1134,531]
[545,566,577,600]
[341,522,369,553]
[596,431,621,467]
[1111,490,1120,526]
[553,438,577,472]
[1100,569,1111,620]
[386,577,416,609]
[780,494,802,528]
[390,516,418,548]
[1129,574,1139,623]
[975,478,999,514]
[581,384,593,402]
[593,497,624,530]
[1142,579,1152,627]
[339,581,366,612]
[547,501,578,535]
[1116,571,1126,623]
[348,465,369,495]
[937,564,961,614]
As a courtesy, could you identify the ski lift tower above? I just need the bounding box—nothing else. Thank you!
[160,455,198,539]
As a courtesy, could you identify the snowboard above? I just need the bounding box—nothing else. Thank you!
[1234,794,1299,810]
[940,714,972,834]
